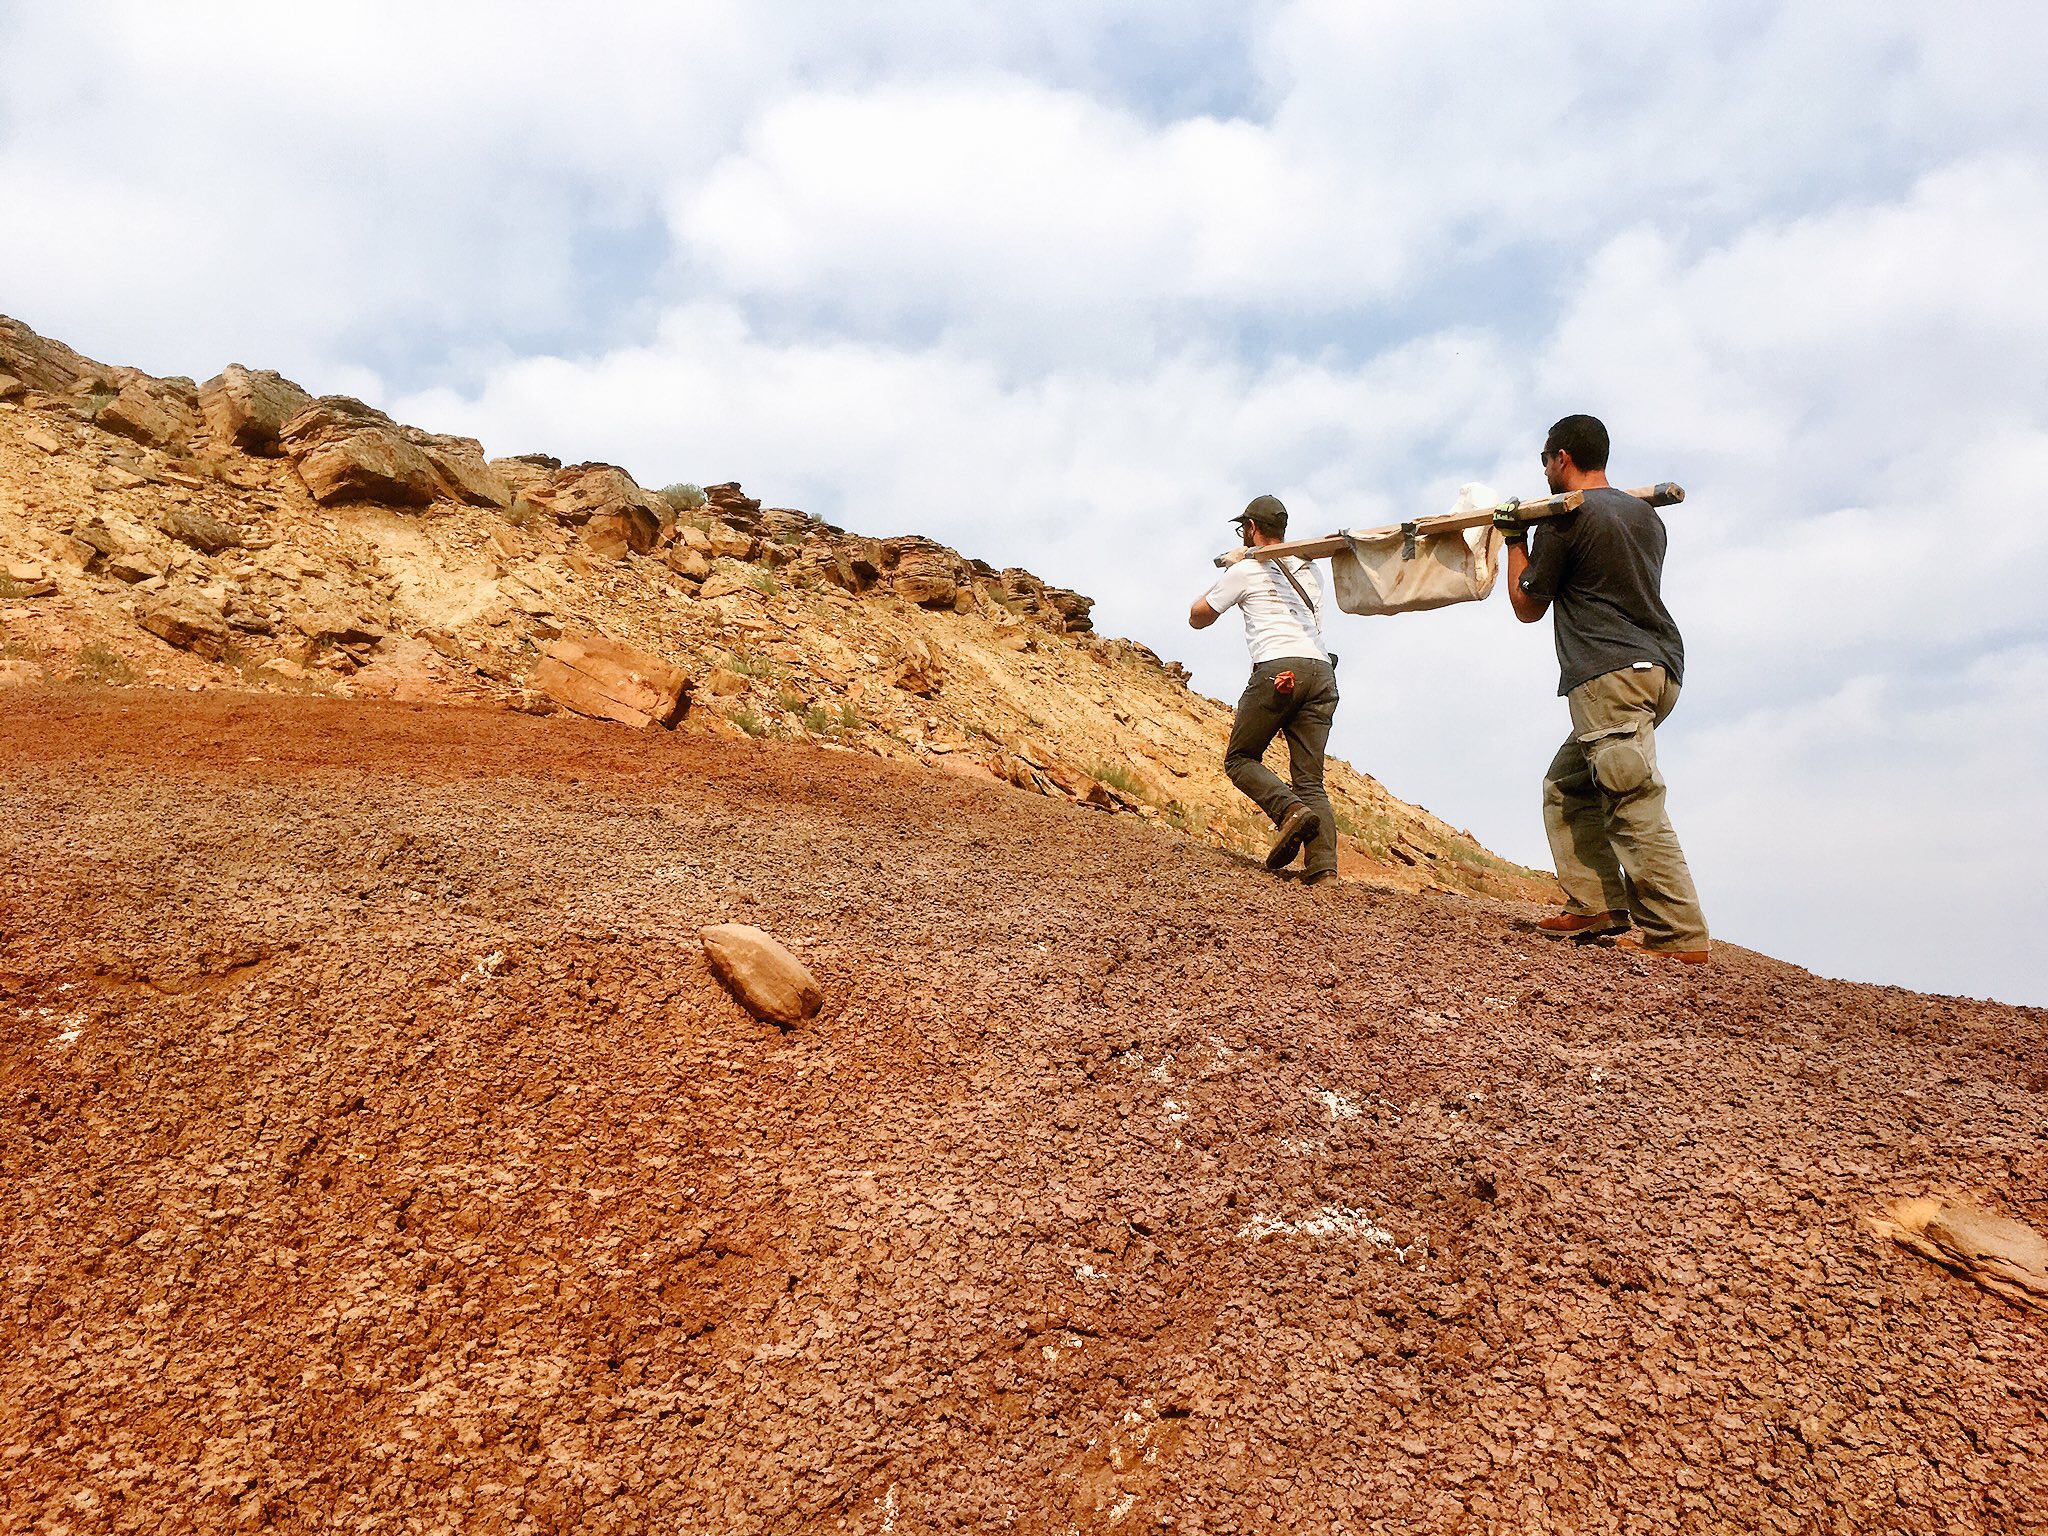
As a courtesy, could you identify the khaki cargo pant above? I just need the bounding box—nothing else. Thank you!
[1542,664,1709,951]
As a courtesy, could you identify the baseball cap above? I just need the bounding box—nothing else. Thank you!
[1233,495,1288,536]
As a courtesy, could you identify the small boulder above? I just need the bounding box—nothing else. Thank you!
[405,431,514,507]
[4,561,54,597]
[665,546,711,582]
[280,397,438,506]
[531,632,691,729]
[550,463,667,537]
[295,608,386,648]
[198,364,312,453]
[96,379,198,448]
[137,592,229,659]
[701,923,823,1027]
[886,540,966,608]
[704,523,756,561]
[107,547,168,585]
[582,519,634,563]
[698,571,759,603]
[41,533,96,572]
[892,640,942,697]
[0,373,25,401]
[486,454,562,505]
[257,657,314,684]
[161,507,244,554]
[1043,587,1096,633]
[703,482,763,525]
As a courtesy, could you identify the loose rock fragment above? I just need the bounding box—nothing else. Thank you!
[530,632,691,728]
[96,379,198,447]
[1869,1197,2048,1313]
[137,592,229,660]
[700,923,823,1026]
[665,546,711,583]
[161,507,244,554]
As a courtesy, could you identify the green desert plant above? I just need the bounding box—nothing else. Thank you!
[72,642,134,686]
[1087,760,1144,798]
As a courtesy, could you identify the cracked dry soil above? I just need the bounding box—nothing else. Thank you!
[2,688,2045,1535]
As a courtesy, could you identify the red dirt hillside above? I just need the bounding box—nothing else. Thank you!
[3,689,2045,1534]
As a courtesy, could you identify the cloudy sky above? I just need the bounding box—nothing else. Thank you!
[5,2,2044,1004]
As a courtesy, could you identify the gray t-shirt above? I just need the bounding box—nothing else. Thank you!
[1518,486,1685,696]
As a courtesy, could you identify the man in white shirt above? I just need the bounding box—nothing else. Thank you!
[1189,495,1340,883]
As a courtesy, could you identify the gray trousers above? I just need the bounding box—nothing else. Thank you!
[1543,664,1709,950]
[1225,657,1339,876]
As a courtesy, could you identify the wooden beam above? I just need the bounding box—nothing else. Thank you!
[1216,483,1685,567]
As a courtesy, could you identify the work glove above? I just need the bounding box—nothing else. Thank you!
[1491,498,1527,545]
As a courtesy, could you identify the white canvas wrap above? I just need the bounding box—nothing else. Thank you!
[1329,482,1507,617]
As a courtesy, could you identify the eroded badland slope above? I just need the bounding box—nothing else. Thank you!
[3,690,2046,1534]
[3,317,2046,1534]
[0,315,1544,900]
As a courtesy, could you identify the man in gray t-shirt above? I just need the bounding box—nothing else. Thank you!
[1500,415,1709,961]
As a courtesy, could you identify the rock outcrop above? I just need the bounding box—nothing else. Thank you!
[281,397,439,506]
[96,377,199,449]
[200,365,312,454]
[405,432,513,509]
[0,311,1553,900]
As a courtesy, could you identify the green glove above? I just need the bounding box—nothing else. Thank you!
[1492,498,1527,545]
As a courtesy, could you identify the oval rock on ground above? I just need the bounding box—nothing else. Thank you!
[701,922,823,1026]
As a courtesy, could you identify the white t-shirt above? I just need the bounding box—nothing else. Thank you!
[1205,555,1329,665]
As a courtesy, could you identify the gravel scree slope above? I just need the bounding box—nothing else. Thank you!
[2,689,2045,1535]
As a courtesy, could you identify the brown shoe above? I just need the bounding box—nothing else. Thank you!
[1615,935,1710,965]
[1265,805,1320,870]
[1537,910,1629,937]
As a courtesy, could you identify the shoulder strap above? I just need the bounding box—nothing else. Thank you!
[1267,557,1321,629]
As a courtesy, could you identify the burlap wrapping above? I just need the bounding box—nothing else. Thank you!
[1329,483,1507,617]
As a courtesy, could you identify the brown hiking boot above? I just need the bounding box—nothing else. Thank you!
[1537,910,1629,938]
[1615,935,1710,965]
[1265,805,1320,871]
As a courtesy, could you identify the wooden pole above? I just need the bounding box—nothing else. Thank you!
[1214,483,1685,567]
